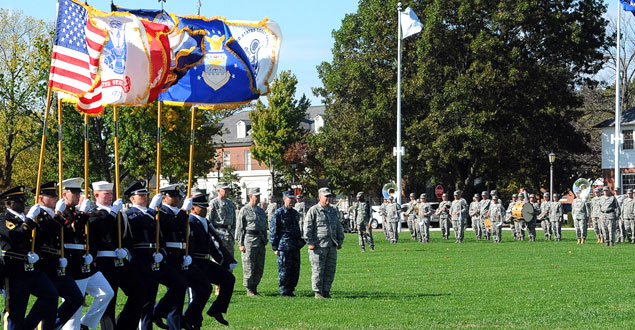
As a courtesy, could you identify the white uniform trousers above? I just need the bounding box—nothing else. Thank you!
[62,271,114,330]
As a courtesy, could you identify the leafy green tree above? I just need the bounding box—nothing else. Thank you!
[0,10,53,189]
[249,70,310,195]
[314,0,609,197]
[220,165,243,203]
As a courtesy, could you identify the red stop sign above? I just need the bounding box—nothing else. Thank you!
[435,185,444,198]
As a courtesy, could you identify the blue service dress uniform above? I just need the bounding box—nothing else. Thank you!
[125,206,187,330]
[34,208,83,329]
[89,207,146,330]
[0,209,58,330]
[154,205,212,330]
[270,206,305,295]
[188,214,236,318]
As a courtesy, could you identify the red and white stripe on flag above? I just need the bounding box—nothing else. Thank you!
[49,0,107,114]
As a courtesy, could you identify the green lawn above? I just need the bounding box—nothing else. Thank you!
[10,229,635,329]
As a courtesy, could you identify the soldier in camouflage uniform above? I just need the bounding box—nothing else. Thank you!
[405,193,418,240]
[623,189,635,244]
[437,193,452,240]
[209,182,237,269]
[385,197,400,243]
[266,194,278,224]
[417,194,432,243]
[549,193,564,242]
[590,188,603,244]
[469,194,481,240]
[450,191,468,243]
[572,190,591,244]
[270,191,305,297]
[380,199,389,240]
[527,194,539,242]
[479,191,491,240]
[350,192,374,252]
[539,192,552,240]
[490,196,505,243]
[236,188,268,296]
[303,188,345,299]
[294,194,307,235]
[615,188,626,243]
[600,186,619,246]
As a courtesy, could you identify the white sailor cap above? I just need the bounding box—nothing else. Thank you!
[92,181,113,191]
[62,177,84,191]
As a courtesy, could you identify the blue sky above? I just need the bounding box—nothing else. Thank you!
[0,0,360,106]
[0,1,620,105]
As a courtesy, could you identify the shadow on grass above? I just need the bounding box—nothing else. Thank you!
[258,291,451,299]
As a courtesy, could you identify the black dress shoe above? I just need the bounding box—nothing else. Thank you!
[181,318,200,330]
[207,310,229,326]
[153,315,169,329]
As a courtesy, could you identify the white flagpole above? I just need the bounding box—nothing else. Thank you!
[615,2,622,192]
[397,2,403,206]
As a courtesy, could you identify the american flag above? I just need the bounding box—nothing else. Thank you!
[49,0,106,114]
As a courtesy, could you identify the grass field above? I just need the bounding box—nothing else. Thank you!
[9,229,635,329]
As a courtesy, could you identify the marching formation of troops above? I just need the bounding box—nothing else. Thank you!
[372,186,632,247]
[0,179,345,330]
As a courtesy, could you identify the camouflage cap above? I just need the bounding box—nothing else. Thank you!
[356,192,364,198]
[216,182,230,190]
[420,193,427,199]
[602,186,609,191]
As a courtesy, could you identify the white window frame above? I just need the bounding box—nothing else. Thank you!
[244,151,252,171]
[623,173,635,192]
[223,151,230,168]
[623,129,634,150]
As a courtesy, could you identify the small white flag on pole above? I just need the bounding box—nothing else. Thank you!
[400,7,423,39]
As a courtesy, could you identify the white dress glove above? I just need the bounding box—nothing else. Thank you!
[115,248,128,259]
[181,198,193,212]
[55,200,67,213]
[27,252,40,264]
[79,199,91,213]
[83,254,93,265]
[229,262,238,271]
[58,257,68,268]
[149,194,162,209]
[153,252,163,264]
[110,199,123,215]
[183,255,192,267]
[26,205,41,220]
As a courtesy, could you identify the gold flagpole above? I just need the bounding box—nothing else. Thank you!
[31,86,54,258]
[57,96,65,276]
[83,113,91,273]
[113,105,124,267]
[153,102,162,271]
[184,106,196,269]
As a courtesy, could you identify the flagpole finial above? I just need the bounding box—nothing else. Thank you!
[158,0,166,10]
[398,2,402,11]
[197,0,202,15]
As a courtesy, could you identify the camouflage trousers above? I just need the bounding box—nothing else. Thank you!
[492,225,502,242]
[419,218,430,243]
[440,218,450,239]
[624,219,635,243]
[357,222,374,249]
[308,246,338,294]
[591,217,601,239]
[277,249,301,295]
[472,217,482,239]
[451,220,465,242]
[218,228,236,270]
[574,218,588,239]
[541,220,552,240]
[408,216,417,239]
[617,219,627,242]
[241,244,265,291]
[601,217,616,243]
[513,220,525,240]
[550,220,562,241]
[388,222,399,242]
[382,219,390,240]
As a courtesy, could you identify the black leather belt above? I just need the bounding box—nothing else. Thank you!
[191,253,210,260]
[216,224,231,229]
[133,243,157,249]
[1,250,27,261]
[246,230,264,235]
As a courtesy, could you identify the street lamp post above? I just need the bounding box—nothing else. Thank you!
[215,159,222,183]
[549,152,556,197]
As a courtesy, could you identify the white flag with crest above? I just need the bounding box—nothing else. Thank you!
[400,7,423,39]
